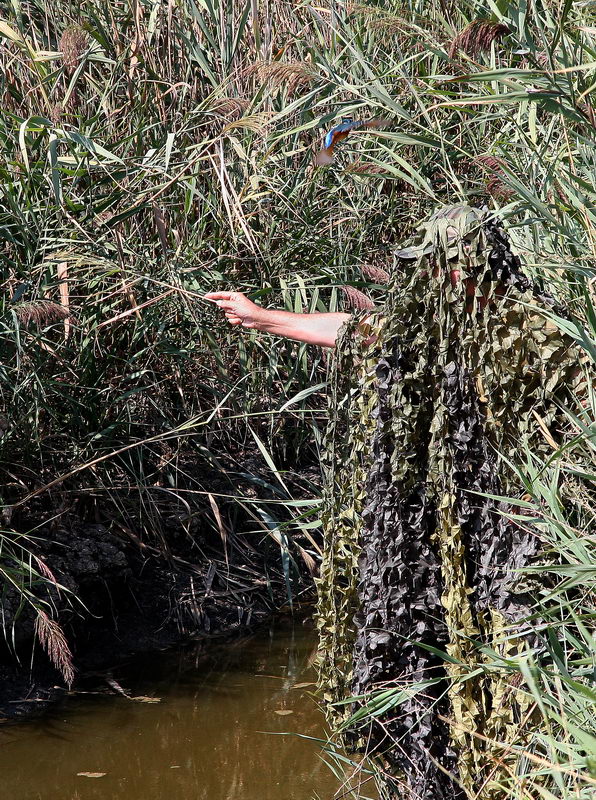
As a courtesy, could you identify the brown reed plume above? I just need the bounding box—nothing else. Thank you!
[251,60,319,94]
[476,153,515,201]
[210,97,250,120]
[361,264,391,284]
[345,160,392,176]
[14,300,70,326]
[342,285,375,310]
[449,19,510,58]
[35,610,75,687]
[50,103,64,124]
[347,2,410,36]
[34,556,60,585]
[60,26,88,75]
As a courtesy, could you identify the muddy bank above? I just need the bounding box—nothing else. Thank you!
[0,465,319,719]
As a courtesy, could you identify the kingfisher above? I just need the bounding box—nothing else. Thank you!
[315,117,389,165]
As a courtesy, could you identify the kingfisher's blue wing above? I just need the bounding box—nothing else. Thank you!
[323,129,336,149]
[316,118,390,166]
[323,119,366,148]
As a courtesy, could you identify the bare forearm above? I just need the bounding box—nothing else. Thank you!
[255,309,351,348]
[204,291,353,348]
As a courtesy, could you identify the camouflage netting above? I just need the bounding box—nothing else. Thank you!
[316,206,586,799]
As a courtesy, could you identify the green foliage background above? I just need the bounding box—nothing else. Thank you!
[1,0,595,797]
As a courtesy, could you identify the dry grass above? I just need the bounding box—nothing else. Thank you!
[0,1,595,795]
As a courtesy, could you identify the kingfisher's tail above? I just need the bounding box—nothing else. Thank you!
[361,118,391,131]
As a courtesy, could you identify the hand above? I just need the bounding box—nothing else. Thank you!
[203,291,266,329]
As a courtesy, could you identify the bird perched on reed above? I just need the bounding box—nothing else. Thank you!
[314,117,389,165]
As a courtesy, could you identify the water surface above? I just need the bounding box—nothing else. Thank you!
[0,620,341,800]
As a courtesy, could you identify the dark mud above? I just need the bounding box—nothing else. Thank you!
[0,475,317,720]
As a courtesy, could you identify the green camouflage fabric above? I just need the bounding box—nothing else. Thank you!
[317,206,585,799]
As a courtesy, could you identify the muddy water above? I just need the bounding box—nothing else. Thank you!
[0,620,342,800]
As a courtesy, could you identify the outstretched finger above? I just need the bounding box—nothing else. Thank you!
[204,292,233,302]
[217,300,239,311]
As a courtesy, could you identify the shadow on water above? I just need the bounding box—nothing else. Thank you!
[0,618,343,800]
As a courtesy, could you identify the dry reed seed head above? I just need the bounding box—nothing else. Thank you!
[222,112,274,135]
[251,61,319,94]
[346,2,377,15]
[348,3,410,37]
[14,300,70,326]
[475,154,514,200]
[553,179,570,205]
[536,50,552,70]
[35,610,75,687]
[486,175,515,201]
[345,161,392,175]
[60,26,88,73]
[360,264,391,284]
[475,154,508,172]
[34,555,59,584]
[342,285,375,310]
[449,19,510,58]
[50,103,64,124]
[370,18,409,36]
[210,97,250,120]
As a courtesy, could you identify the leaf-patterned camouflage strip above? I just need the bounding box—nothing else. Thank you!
[317,206,585,799]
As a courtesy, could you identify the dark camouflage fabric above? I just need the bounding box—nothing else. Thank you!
[317,206,585,799]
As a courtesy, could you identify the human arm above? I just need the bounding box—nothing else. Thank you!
[204,291,351,348]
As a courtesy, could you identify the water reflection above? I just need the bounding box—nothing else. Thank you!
[0,620,340,800]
